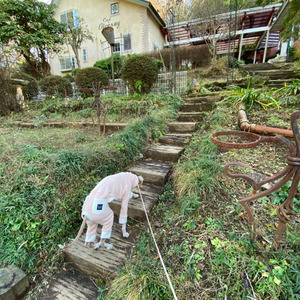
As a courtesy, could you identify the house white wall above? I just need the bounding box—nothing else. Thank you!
[49,0,165,75]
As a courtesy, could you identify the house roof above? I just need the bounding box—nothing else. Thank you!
[165,3,284,53]
[270,0,291,32]
[50,0,165,27]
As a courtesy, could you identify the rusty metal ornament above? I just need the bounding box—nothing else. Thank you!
[210,110,300,249]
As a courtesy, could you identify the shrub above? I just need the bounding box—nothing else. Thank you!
[12,72,39,100]
[63,73,75,83]
[121,55,158,94]
[39,75,73,98]
[93,54,125,79]
[75,67,109,89]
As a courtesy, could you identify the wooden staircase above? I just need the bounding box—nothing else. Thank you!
[38,93,219,299]
[240,62,300,88]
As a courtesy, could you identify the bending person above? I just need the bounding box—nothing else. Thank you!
[81,172,143,249]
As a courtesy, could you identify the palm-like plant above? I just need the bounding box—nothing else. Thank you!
[223,80,279,110]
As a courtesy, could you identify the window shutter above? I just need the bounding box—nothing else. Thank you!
[123,35,132,51]
[60,13,67,24]
[73,10,79,28]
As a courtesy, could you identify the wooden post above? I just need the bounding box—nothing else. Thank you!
[263,30,270,63]
[111,45,115,87]
[238,32,244,61]
[253,49,257,64]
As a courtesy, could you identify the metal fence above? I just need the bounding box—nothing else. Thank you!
[107,70,188,95]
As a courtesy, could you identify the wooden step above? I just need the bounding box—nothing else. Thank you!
[37,267,99,299]
[128,160,172,187]
[168,122,197,133]
[179,103,213,112]
[159,134,191,146]
[144,144,185,162]
[177,112,205,122]
[109,184,163,221]
[250,70,300,80]
[183,94,220,103]
[64,222,135,280]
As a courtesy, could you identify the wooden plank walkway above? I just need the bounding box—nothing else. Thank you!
[38,94,217,299]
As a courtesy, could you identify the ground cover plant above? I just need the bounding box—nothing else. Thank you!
[104,99,299,299]
[0,93,183,297]
[0,94,181,124]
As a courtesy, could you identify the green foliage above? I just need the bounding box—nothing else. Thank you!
[64,17,93,69]
[39,75,73,98]
[33,98,89,114]
[274,79,300,107]
[63,74,75,83]
[106,232,173,299]
[0,0,66,78]
[270,182,300,214]
[223,83,279,110]
[121,55,159,94]
[75,67,109,97]
[282,79,300,96]
[0,102,174,280]
[12,72,39,100]
[93,54,125,79]
[256,0,299,40]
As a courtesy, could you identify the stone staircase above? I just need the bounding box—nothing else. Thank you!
[37,94,218,299]
[240,62,300,88]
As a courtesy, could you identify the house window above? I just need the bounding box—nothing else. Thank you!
[111,3,119,15]
[113,42,120,55]
[60,9,79,28]
[123,34,132,51]
[59,56,76,71]
[82,48,88,62]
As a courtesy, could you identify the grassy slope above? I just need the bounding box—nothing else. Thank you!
[0,94,183,296]
[105,102,299,300]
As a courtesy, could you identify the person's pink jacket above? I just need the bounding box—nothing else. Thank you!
[81,172,139,242]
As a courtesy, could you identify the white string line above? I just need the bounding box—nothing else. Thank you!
[138,186,178,300]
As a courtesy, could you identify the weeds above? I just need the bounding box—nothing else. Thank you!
[108,102,299,300]
[223,84,279,110]
[0,95,177,286]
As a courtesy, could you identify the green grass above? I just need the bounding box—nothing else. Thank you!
[0,94,182,289]
[105,101,299,300]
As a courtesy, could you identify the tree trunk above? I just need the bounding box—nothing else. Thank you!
[73,47,81,69]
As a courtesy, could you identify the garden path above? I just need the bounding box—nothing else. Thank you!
[37,93,220,299]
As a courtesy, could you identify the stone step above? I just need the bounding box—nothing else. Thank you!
[241,63,281,71]
[267,79,295,88]
[128,160,172,187]
[0,265,29,300]
[168,122,197,133]
[179,102,213,112]
[159,133,192,147]
[109,184,163,221]
[144,144,185,162]
[183,94,220,103]
[249,70,300,80]
[64,222,135,280]
[177,112,205,122]
[37,267,99,299]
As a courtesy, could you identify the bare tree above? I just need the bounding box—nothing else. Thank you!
[65,17,93,69]
[156,0,192,24]
[188,0,232,60]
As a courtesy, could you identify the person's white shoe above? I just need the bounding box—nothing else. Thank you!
[123,232,129,238]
